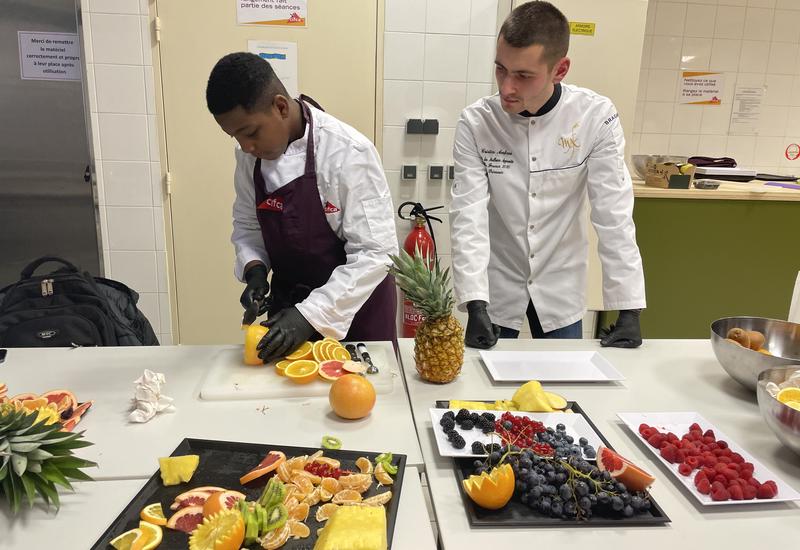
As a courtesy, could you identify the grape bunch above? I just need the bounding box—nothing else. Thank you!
[471,448,652,520]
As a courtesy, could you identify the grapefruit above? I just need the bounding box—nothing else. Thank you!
[201,490,245,517]
[243,325,268,366]
[170,488,226,510]
[166,505,204,533]
[239,450,287,484]
[318,360,347,381]
[596,446,656,492]
[329,374,376,420]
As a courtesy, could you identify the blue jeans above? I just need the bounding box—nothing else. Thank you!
[498,301,582,339]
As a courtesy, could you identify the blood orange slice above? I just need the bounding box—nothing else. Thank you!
[318,360,346,381]
[165,505,204,533]
[596,446,656,492]
[239,450,287,485]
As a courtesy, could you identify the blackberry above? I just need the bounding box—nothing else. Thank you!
[455,409,470,422]
[485,443,502,453]
[478,418,494,433]
[480,412,496,422]
[440,417,456,431]
[469,413,480,424]
[471,441,486,454]
[442,411,455,420]
[445,429,458,441]
[460,419,475,430]
[451,434,466,449]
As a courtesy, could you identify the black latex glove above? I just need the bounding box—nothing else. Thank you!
[240,264,269,316]
[465,300,500,349]
[599,309,643,348]
[256,307,317,363]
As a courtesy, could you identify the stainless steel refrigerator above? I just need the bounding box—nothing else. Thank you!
[0,0,100,287]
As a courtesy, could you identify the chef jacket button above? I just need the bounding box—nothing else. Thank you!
[529,253,535,259]
[531,156,537,161]
[530,120,535,125]
[529,191,536,198]
[528,279,533,285]
[529,224,534,230]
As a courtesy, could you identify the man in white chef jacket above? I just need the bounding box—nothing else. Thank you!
[450,1,645,349]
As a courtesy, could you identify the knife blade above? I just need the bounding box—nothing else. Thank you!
[357,343,378,374]
[241,298,262,326]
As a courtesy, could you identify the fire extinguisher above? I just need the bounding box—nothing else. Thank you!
[397,202,444,337]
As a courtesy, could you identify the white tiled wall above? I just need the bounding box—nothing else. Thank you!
[634,0,800,177]
[80,0,173,344]
[382,0,597,338]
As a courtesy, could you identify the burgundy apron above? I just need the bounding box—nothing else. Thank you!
[253,96,397,343]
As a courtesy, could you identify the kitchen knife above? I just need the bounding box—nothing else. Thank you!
[241,298,262,326]
[357,343,378,374]
[345,344,360,361]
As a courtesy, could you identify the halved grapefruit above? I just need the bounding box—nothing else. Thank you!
[202,490,246,517]
[170,488,222,510]
[165,505,204,533]
[318,360,347,381]
[596,446,656,492]
[239,450,287,485]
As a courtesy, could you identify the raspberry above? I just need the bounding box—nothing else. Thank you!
[714,463,728,473]
[713,474,727,484]
[717,440,728,450]
[718,456,732,464]
[703,436,716,445]
[694,470,708,487]
[757,480,778,499]
[743,485,757,500]
[686,456,700,469]
[696,478,711,494]
[689,423,702,432]
[702,455,718,467]
[638,423,651,435]
[730,452,744,464]
[703,429,715,439]
[667,432,679,444]
[729,484,744,500]
[660,444,678,463]
[722,469,739,482]
[747,477,761,488]
[711,486,730,501]
[647,433,665,448]
[675,449,688,463]
[678,463,693,476]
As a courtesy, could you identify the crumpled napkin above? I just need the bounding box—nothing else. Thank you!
[128,370,175,423]
[765,369,800,398]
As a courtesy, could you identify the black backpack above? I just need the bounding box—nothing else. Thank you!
[0,257,159,347]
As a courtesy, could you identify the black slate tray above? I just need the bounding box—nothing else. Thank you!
[92,438,406,549]
[435,400,670,527]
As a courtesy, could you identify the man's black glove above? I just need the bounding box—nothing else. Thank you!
[256,307,317,363]
[600,309,642,348]
[240,264,269,316]
[465,300,500,349]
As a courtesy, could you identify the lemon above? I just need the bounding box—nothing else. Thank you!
[110,529,142,550]
[784,401,800,411]
[133,521,162,550]
[777,387,800,405]
[158,454,200,486]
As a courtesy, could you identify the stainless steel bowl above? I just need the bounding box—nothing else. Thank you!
[757,366,800,457]
[630,154,687,180]
[710,317,800,391]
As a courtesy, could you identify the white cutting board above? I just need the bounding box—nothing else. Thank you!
[199,345,395,401]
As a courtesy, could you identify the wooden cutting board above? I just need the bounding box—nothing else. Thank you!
[199,343,395,401]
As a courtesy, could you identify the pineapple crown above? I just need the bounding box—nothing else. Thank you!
[0,404,96,514]
[388,247,455,321]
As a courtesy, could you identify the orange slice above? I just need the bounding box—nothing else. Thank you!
[320,476,340,494]
[288,502,310,521]
[362,491,392,506]
[284,360,319,384]
[285,341,313,361]
[355,457,373,474]
[338,473,372,493]
[133,521,162,550]
[374,462,394,486]
[302,487,321,506]
[188,509,244,550]
[315,503,339,522]
[275,359,291,376]
[312,340,328,362]
[331,489,362,504]
[328,346,351,361]
[313,457,341,470]
[139,502,167,526]
[288,519,310,539]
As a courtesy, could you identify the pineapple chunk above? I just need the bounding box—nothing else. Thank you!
[158,455,199,486]
[313,506,387,550]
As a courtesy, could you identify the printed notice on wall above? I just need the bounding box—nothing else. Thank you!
[18,31,81,81]
[248,41,298,98]
[238,1,306,26]
[729,86,764,135]
[679,72,723,105]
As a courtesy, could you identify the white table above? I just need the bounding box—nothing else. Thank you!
[0,344,424,479]
[398,338,800,549]
[0,467,436,549]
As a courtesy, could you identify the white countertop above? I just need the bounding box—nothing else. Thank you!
[0,467,436,550]
[397,338,800,549]
[0,344,424,479]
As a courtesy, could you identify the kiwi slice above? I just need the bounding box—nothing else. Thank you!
[257,503,269,536]
[264,503,288,532]
[322,435,342,449]
[258,477,286,508]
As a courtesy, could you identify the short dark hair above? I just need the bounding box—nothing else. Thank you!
[499,1,570,65]
[206,52,288,115]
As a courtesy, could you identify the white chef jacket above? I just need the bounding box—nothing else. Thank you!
[450,84,646,332]
[231,101,399,339]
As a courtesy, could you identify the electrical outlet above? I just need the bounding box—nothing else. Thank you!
[402,165,417,180]
[448,165,455,180]
[428,165,444,180]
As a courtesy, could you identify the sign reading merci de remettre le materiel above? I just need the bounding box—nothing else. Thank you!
[18,31,81,81]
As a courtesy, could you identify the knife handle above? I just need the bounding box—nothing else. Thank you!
[345,344,359,361]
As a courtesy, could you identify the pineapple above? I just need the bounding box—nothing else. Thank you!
[389,249,464,383]
[0,402,96,514]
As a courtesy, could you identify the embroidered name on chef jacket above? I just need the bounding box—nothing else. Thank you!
[257,196,284,212]
[480,147,515,175]
[324,202,341,214]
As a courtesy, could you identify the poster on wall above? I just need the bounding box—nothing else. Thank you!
[679,72,723,105]
[248,40,298,98]
[18,31,81,81]
[237,0,307,26]
[729,86,764,135]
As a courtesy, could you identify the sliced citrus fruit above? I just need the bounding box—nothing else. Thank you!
[355,457,373,474]
[285,360,319,384]
[188,509,244,550]
[275,359,291,376]
[338,473,372,493]
[315,503,339,522]
[291,475,314,496]
[313,456,341,470]
[283,484,297,503]
[110,528,142,550]
[374,462,394,486]
[292,469,321,485]
[202,490,245,518]
[239,450,286,485]
[318,359,347,381]
[166,505,204,533]
[331,489,362,504]
[328,346,351,361]
[285,455,309,470]
[319,488,333,502]
[777,387,800,404]
[277,461,293,483]
[362,490,392,506]
[302,487,321,506]
[288,501,310,521]
[312,340,328,362]
[320,476,340,494]
[462,463,515,510]
[170,488,223,510]
[596,445,656,492]
[342,360,366,374]
[261,523,290,550]
[132,521,162,550]
[243,324,269,366]
[288,519,310,539]
[285,341,313,361]
[140,502,167,526]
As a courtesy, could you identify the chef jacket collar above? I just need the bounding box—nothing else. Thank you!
[518,82,562,119]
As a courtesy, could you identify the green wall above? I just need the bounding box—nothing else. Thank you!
[598,198,799,338]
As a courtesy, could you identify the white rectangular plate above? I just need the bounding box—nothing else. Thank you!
[429,408,604,458]
[479,351,624,382]
[617,411,800,505]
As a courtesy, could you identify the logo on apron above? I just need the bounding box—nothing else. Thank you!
[257,197,284,212]
[323,202,340,214]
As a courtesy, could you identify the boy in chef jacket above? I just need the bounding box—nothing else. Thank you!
[206,52,398,362]
[450,1,645,349]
